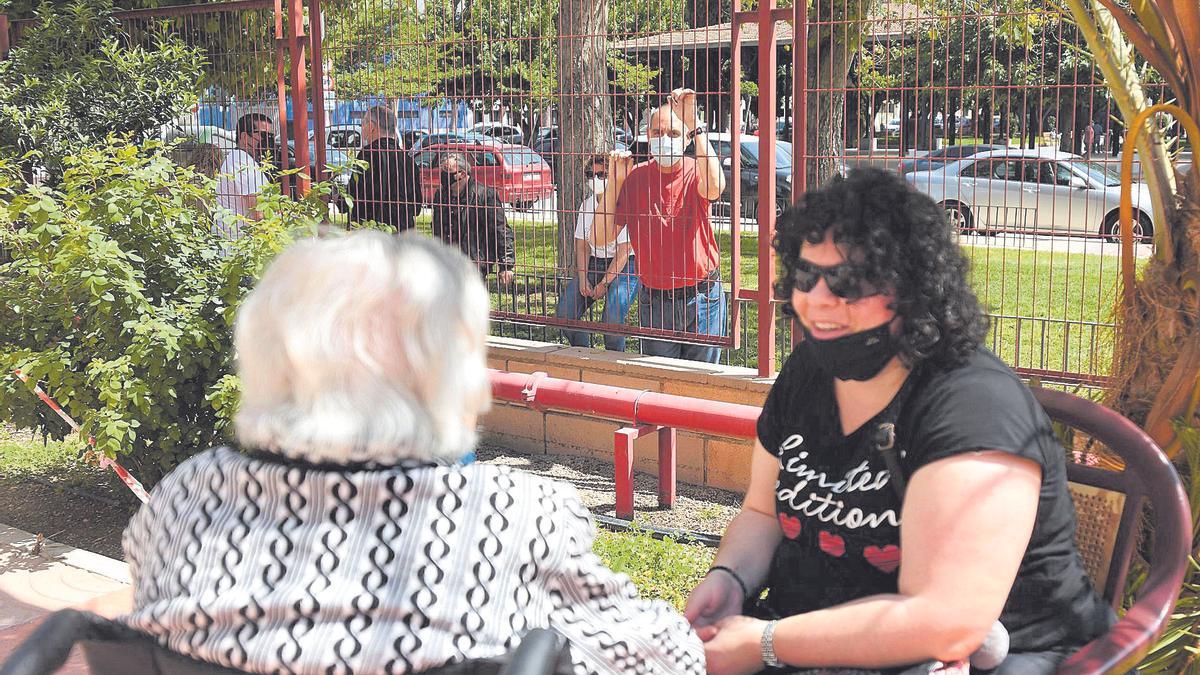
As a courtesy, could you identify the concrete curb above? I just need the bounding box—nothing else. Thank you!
[0,524,129,585]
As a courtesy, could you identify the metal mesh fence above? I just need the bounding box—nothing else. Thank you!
[6,0,1181,383]
[796,0,1183,386]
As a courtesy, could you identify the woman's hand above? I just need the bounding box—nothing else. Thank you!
[694,615,768,675]
[684,570,745,629]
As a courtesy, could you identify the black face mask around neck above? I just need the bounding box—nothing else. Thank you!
[800,321,899,381]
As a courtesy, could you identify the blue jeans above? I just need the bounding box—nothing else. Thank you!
[638,271,727,363]
[556,256,639,352]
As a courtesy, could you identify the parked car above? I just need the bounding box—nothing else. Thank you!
[897,144,1004,174]
[401,129,429,151]
[282,140,355,185]
[411,142,554,209]
[533,125,631,147]
[749,117,791,137]
[316,123,362,152]
[703,133,848,220]
[905,147,1155,241]
[470,122,525,145]
[410,131,494,153]
[530,132,629,177]
[161,123,237,152]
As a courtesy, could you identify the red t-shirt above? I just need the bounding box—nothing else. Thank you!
[614,157,720,290]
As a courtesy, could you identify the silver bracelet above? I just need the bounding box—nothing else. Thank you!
[761,619,783,668]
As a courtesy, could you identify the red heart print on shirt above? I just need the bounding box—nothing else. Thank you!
[778,513,802,539]
[818,531,845,557]
[864,545,901,573]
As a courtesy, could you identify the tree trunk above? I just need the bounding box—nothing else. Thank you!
[947,98,958,146]
[804,18,860,189]
[981,99,993,144]
[555,0,610,277]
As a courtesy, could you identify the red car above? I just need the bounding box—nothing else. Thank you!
[412,142,554,209]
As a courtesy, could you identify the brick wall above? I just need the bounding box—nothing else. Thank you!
[482,336,776,493]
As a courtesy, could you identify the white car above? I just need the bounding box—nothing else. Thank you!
[161,123,237,152]
[317,123,362,152]
[905,148,1155,242]
[469,122,525,145]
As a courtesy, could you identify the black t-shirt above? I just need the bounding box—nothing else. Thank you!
[757,345,1112,653]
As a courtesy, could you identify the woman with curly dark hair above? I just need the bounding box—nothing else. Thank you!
[685,169,1111,675]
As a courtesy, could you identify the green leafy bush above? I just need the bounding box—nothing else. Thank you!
[0,0,204,183]
[0,138,336,482]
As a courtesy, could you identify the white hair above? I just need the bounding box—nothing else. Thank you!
[234,230,492,465]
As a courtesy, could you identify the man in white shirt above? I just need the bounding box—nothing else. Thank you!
[215,113,275,241]
[555,154,639,351]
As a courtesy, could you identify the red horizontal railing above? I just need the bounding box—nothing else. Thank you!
[490,368,760,519]
[489,368,760,439]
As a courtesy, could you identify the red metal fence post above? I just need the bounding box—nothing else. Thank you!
[307,0,327,182]
[729,4,744,355]
[789,0,808,350]
[756,0,778,377]
[286,0,311,194]
[658,426,677,508]
[614,427,637,520]
[273,0,294,195]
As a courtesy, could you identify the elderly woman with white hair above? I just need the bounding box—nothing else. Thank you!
[118,231,705,675]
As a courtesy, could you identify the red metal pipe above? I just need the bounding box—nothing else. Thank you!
[307,0,327,182]
[273,0,293,196]
[729,4,744,353]
[285,0,311,194]
[756,0,778,378]
[489,369,759,439]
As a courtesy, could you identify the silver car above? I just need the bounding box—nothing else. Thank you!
[905,148,1155,242]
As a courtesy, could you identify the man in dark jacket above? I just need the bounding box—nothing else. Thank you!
[347,105,422,232]
[432,152,516,285]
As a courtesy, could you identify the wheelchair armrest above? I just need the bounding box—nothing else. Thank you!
[1,609,133,675]
[498,628,568,675]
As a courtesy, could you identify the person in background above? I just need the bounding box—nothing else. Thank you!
[187,142,224,180]
[215,113,276,242]
[119,231,705,675]
[432,152,516,286]
[556,154,639,352]
[591,88,728,363]
[348,105,422,233]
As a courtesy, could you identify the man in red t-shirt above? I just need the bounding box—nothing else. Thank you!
[591,89,728,363]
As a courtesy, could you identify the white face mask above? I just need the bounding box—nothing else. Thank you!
[589,176,607,194]
[647,134,685,167]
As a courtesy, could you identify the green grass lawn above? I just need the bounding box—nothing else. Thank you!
[964,242,1123,377]
[593,528,714,610]
[0,428,81,477]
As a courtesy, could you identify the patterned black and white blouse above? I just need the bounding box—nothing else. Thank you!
[120,447,705,675]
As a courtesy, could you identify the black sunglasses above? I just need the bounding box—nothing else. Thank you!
[585,170,608,179]
[791,259,880,302]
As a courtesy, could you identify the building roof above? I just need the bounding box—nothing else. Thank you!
[612,3,924,52]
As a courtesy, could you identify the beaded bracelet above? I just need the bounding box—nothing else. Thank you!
[707,565,749,600]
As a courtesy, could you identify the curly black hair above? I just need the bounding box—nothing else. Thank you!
[773,168,988,370]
